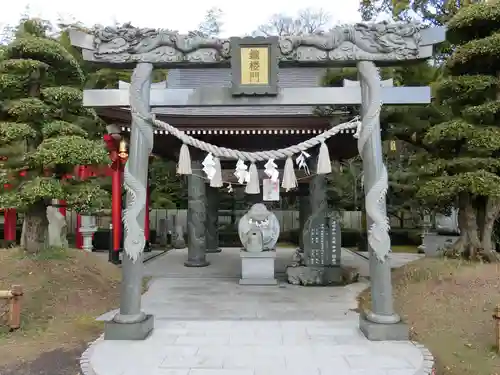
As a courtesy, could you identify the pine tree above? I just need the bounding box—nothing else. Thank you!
[0,19,110,253]
[418,2,500,261]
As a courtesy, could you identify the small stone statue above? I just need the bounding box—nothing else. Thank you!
[171,214,185,249]
[245,230,264,253]
[171,225,186,249]
[238,203,280,252]
[46,206,68,248]
[80,215,97,252]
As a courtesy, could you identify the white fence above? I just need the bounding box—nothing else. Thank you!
[65,210,364,234]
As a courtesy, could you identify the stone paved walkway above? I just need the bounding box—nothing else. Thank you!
[86,248,431,375]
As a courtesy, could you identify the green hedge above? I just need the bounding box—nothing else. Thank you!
[92,229,157,250]
[219,228,422,249]
[342,228,422,251]
[446,32,500,76]
[447,2,500,45]
[433,75,498,109]
[83,227,423,250]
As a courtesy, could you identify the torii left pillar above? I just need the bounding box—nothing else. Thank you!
[104,63,154,340]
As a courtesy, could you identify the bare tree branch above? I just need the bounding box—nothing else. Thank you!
[253,8,331,36]
[191,7,224,38]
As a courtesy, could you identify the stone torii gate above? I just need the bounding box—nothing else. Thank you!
[70,22,444,341]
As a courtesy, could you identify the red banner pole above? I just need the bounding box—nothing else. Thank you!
[112,158,122,251]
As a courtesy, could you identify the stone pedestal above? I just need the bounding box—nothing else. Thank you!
[104,314,154,340]
[359,314,409,341]
[239,251,277,285]
[80,215,97,252]
[286,265,343,286]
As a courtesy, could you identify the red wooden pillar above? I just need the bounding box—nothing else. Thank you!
[4,209,16,244]
[112,158,122,251]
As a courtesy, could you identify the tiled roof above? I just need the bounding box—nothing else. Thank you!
[158,67,326,116]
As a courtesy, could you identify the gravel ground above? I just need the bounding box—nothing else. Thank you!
[0,346,85,375]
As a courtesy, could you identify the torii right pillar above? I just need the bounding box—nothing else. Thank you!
[355,62,409,341]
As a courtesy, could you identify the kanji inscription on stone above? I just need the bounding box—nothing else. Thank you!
[303,211,341,267]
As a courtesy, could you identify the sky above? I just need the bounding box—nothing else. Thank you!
[0,0,362,36]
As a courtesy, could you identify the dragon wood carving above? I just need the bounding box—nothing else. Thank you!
[279,22,426,61]
[93,23,231,63]
[88,21,427,64]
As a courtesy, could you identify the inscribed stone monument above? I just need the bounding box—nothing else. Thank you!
[303,211,341,267]
[285,210,343,286]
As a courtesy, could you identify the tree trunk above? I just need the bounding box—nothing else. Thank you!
[23,205,49,254]
[476,196,486,241]
[448,193,500,262]
[478,197,500,262]
[464,195,482,259]
[446,193,468,257]
[20,219,26,248]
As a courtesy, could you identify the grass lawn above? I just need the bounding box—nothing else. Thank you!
[391,245,420,253]
[0,247,122,368]
[277,242,297,248]
[358,257,500,375]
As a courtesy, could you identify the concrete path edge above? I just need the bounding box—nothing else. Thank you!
[80,335,102,375]
[413,341,435,375]
[78,328,435,375]
[78,335,435,375]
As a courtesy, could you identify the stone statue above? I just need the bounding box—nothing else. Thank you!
[238,204,279,252]
[171,224,186,249]
[46,206,68,248]
[171,215,185,249]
